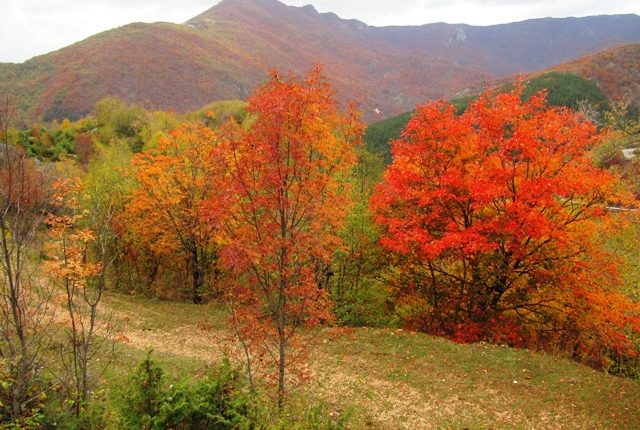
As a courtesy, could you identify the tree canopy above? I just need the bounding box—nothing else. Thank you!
[371,85,640,366]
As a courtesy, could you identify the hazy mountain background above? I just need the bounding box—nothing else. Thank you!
[1,0,640,123]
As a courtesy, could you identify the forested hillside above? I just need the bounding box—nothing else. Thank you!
[550,43,640,105]
[2,1,640,428]
[365,71,631,163]
[1,0,640,123]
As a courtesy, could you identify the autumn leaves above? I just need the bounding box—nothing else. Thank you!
[122,67,362,404]
[203,68,363,404]
[370,86,640,367]
[125,124,221,304]
[59,67,640,404]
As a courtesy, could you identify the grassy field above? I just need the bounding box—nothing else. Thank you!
[97,292,640,429]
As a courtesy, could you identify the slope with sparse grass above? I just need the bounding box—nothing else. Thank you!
[96,293,640,430]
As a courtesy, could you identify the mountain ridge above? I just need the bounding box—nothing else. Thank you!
[1,0,639,123]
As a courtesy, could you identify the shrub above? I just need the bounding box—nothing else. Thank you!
[118,354,259,430]
[0,371,47,430]
[331,279,395,328]
[116,353,353,430]
[118,351,164,429]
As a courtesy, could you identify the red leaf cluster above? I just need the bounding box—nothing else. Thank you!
[371,86,640,366]
[203,67,362,397]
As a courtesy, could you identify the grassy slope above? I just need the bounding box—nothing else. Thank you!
[100,293,640,429]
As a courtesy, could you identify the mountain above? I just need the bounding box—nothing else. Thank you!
[548,43,640,105]
[2,0,640,123]
[364,66,632,164]
[374,15,640,77]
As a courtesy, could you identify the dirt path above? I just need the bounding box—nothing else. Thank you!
[100,297,435,428]
[98,295,640,430]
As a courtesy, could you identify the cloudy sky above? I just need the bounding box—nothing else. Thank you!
[1,0,638,63]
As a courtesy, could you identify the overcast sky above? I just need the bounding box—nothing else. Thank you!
[1,0,639,63]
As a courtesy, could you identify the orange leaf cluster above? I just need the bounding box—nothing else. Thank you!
[204,66,362,396]
[45,178,103,301]
[371,86,640,366]
[123,123,223,302]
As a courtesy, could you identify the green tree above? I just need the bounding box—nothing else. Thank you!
[93,97,149,152]
[330,148,392,327]
[82,142,134,292]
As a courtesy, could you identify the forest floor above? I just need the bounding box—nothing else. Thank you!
[97,292,640,429]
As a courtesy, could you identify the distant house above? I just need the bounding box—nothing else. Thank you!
[622,147,639,160]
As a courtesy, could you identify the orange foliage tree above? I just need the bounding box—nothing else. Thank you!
[124,123,222,303]
[205,67,362,405]
[45,178,109,417]
[371,86,640,367]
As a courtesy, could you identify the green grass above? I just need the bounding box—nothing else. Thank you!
[315,329,640,428]
[96,292,640,429]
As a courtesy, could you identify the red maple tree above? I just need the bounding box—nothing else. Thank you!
[205,67,362,405]
[371,86,640,367]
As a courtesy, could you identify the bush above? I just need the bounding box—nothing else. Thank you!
[40,401,108,430]
[116,353,353,430]
[331,279,395,328]
[304,403,351,430]
[118,353,259,430]
[150,371,257,430]
[0,371,47,430]
[118,351,164,429]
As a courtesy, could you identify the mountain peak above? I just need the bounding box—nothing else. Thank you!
[190,0,286,20]
[188,0,368,33]
[189,0,304,29]
[300,4,318,15]
[3,3,640,124]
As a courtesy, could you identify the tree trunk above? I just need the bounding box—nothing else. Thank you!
[11,362,27,418]
[277,317,286,410]
[277,202,288,409]
[2,220,29,419]
[191,252,202,304]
